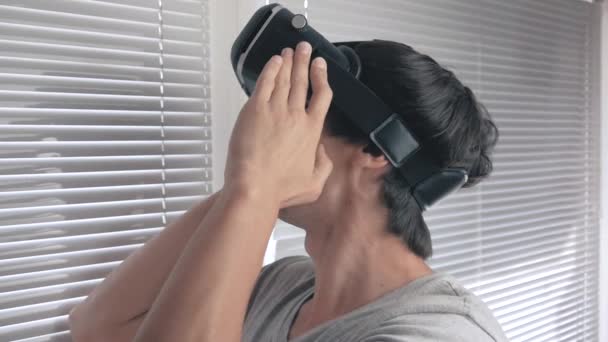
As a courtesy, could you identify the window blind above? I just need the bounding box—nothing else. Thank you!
[0,1,211,341]
[272,1,601,341]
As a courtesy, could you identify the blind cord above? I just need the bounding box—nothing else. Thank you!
[158,0,168,226]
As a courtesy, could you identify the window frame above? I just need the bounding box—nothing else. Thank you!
[596,2,607,342]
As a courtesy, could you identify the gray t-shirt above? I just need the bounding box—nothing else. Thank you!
[243,256,508,342]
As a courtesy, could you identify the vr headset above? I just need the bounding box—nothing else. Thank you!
[231,3,468,210]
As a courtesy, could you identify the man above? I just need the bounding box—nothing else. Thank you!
[69,40,507,341]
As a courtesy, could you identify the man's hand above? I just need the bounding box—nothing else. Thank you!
[224,41,334,207]
[125,42,334,342]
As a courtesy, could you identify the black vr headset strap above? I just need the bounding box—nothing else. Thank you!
[314,48,467,209]
[315,50,434,181]
[313,49,387,134]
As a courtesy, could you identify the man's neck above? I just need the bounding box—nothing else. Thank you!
[296,203,433,333]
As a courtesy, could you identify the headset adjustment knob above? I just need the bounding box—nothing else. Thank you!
[291,14,308,31]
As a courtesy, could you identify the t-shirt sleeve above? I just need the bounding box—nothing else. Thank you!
[357,314,497,342]
[245,263,273,317]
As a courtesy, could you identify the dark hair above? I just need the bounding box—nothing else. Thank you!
[325,40,498,259]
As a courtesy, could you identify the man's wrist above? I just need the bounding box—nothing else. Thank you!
[222,179,280,210]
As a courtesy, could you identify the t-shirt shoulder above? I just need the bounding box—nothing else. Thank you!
[422,274,507,342]
[358,312,500,342]
[357,273,509,342]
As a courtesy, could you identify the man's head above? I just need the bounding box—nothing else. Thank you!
[279,40,498,259]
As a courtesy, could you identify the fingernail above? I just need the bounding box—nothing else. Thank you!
[298,41,312,54]
[272,55,283,64]
[313,57,326,70]
[282,47,293,57]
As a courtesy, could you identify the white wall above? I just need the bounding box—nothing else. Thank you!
[209,0,265,190]
[209,0,243,191]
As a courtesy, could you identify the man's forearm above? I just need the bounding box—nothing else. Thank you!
[133,185,279,342]
[69,192,221,338]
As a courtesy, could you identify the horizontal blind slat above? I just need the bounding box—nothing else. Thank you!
[0,210,186,244]
[0,245,141,277]
[0,315,69,342]
[0,297,84,327]
[0,279,102,310]
[0,5,204,43]
[0,195,204,223]
[0,261,120,293]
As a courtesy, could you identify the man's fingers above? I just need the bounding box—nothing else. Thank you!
[288,41,312,110]
[271,48,294,103]
[308,57,333,121]
[251,55,283,102]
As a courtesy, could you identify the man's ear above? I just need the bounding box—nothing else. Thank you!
[354,144,390,170]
